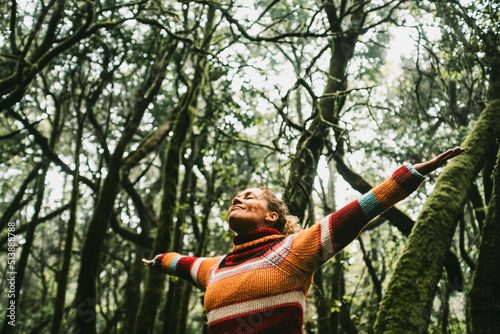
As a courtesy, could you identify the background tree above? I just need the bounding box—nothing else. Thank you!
[469,142,500,333]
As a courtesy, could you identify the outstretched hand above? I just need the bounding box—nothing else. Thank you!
[413,147,466,175]
[142,258,153,268]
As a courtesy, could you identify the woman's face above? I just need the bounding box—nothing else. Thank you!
[228,188,277,234]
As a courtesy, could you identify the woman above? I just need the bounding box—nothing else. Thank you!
[143,147,465,334]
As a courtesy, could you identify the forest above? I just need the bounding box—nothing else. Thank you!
[0,0,499,333]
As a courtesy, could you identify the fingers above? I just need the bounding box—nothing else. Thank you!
[142,258,153,267]
[413,147,465,175]
[450,147,466,157]
[439,147,465,163]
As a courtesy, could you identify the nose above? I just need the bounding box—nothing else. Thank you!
[232,196,242,205]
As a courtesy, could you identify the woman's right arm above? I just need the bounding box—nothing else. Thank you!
[142,253,221,290]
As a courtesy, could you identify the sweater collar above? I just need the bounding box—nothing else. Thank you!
[232,228,282,246]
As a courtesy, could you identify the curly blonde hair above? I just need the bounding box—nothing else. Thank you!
[258,187,302,235]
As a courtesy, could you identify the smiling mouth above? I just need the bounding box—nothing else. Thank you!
[229,205,244,212]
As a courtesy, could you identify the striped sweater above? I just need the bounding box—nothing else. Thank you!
[152,164,425,333]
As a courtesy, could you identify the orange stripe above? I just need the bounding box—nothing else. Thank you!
[204,267,312,312]
[197,257,222,289]
[371,177,408,209]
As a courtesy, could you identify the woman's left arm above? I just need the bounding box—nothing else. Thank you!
[286,147,465,273]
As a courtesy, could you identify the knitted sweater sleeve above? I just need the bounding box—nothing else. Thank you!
[287,164,425,273]
[152,252,222,290]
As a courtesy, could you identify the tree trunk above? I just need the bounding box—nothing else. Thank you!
[122,245,149,334]
[162,170,191,334]
[134,79,190,333]
[374,99,500,333]
[133,7,216,333]
[283,1,365,220]
[469,148,500,333]
[3,82,64,332]
[50,111,85,334]
[161,156,193,334]
[178,184,213,334]
[75,40,176,334]
[314,161,337,333]
[132,101,195,333]
[0,165,41,232]
[162,125,214,334]
[2,162,49,334]
[314,268,332,333]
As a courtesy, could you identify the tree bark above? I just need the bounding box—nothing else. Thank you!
[0,165,41,232]
[2,162,49,334]
[2,77,65,332]
[50,110,85,334]
[469,148,500,333]
[74,39,176,334]
[133,6,216,333]
[132,88,198,334]
[161,145,195,334]
[283,12,362,221]
[374,99,500,333]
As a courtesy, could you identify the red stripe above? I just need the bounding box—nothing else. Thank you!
[225,244,272,265]
[392,166,421,193]
[329,200,368,251]
[175,256,197,284]
[213,255,262,274]
[153,254,167,272]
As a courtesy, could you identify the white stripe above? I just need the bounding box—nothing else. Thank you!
[207,290,305,324]
[190,258,205,288]
[320,215,335,259]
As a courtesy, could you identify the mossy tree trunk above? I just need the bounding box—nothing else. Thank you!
[74,39,177,334]
[133,6,216,334]
[469,148,500,333]
[132,67,198,334]
[2,162,49,334]
[176,181,215,334]
[50,108,86,334]
[161,134,200,334]
[2,78,64,333]
[374,99,500,333]
[283,0,366,220]
[162,104,216,334]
